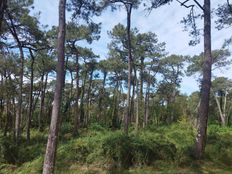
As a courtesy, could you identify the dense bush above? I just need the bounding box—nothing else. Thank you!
[206,125,232,165]
[1,123,232,174]
[102,131,177,169]
[0,136,18,164]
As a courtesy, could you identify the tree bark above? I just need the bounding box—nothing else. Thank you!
[0,0,7,35]
[26,49,35,142]
[212,90,226,126]
[135,75,139,132]
[86,66,94,126]
[73,54,80,136]
[6,10,24,144]
[98,71,107,121]
[42,0,66,173]
[195,0,212,159]
[124,3,132,134]
[80,70,87,126]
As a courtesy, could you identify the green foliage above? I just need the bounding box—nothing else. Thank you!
[102,130,177,169]
[0,136,18,164]
[206,125,232,165]
[186,49,231,76]
[1,124,232,173]
[102,132,133,169]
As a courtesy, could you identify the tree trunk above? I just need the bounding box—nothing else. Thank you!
[73,54,80,136]
[98,71,107,121]
[135,76,139,132]
[139,57,144,124]
[130,67,136,123]
[15,45,24,145]
[42,0,66,173]
[195,0,212,159]
[86,67,94,126]
[144,80,150,128]
[6,9,24,144]
[80,71,87,126]
[124,3,132,134]
[0,0,7,35]
[112,82,119,129]
[26,49,35,142]
[39,73,44,129]
[224,91,228,125]
[212,90,226,126]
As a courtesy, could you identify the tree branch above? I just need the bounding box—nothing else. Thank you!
[176,0,194,8]
[193,0,204,11]
[227,0,232,13]
[176,0,204,11]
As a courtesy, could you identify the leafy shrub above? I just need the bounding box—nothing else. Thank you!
[0,137,18,164]
[103,132,133,169]
[89,123,107,132]
[206,125,232,165]
[102,131,177,169]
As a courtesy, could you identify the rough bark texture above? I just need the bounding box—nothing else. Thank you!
[195,0,212,159]
[0,0,7,34]
[73,54,79,136]
[80,71,87,126]
[16,45,24,145]
[125,3,132,134]
[86,67,94,125]
[42,0,66,173]
[26,49,35,142]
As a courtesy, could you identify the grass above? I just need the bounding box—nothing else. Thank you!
[0,122,232,174]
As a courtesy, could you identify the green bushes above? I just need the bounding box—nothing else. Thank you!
[0,137,18,164]
[103,132,133,168]
[0,130,46,166]
[1,123,232,174]
[206,125,232,165]
[102,131,177,169]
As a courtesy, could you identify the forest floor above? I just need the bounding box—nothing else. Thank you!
[0,122,232,174]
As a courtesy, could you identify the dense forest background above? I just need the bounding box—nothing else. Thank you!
[0,0,232,173]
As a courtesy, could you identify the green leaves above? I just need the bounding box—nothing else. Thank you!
[186,49,231,76]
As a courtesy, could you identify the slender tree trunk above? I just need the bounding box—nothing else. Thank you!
[195,0,212,159]
[144,80,150,128]
[98,71,107,121]
[224,91,228,125]
[39,73,45,130]
[6,10,24,144]
[26,49,35,142]
[212,91,226,126]
[130,67,136,123]
[15,45,24,145]
[42,0,66,173]
[73,54,80,136]
[0,0,7,35]
[139,57,144,123]
[112,82,119,129]
[80,71,87,126]
[39,72,48,130]
[135,76,139,132]
[4,76,10,136]
[86,68,94,126]
[125,3,132,134]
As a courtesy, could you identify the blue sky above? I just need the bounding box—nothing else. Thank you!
[33,0,232,95]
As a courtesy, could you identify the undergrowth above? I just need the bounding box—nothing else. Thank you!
[0,123,231,174]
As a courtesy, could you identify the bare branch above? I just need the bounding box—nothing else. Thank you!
[193,0,204,11]
[176,0,194,8]
[176,0,204,11]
